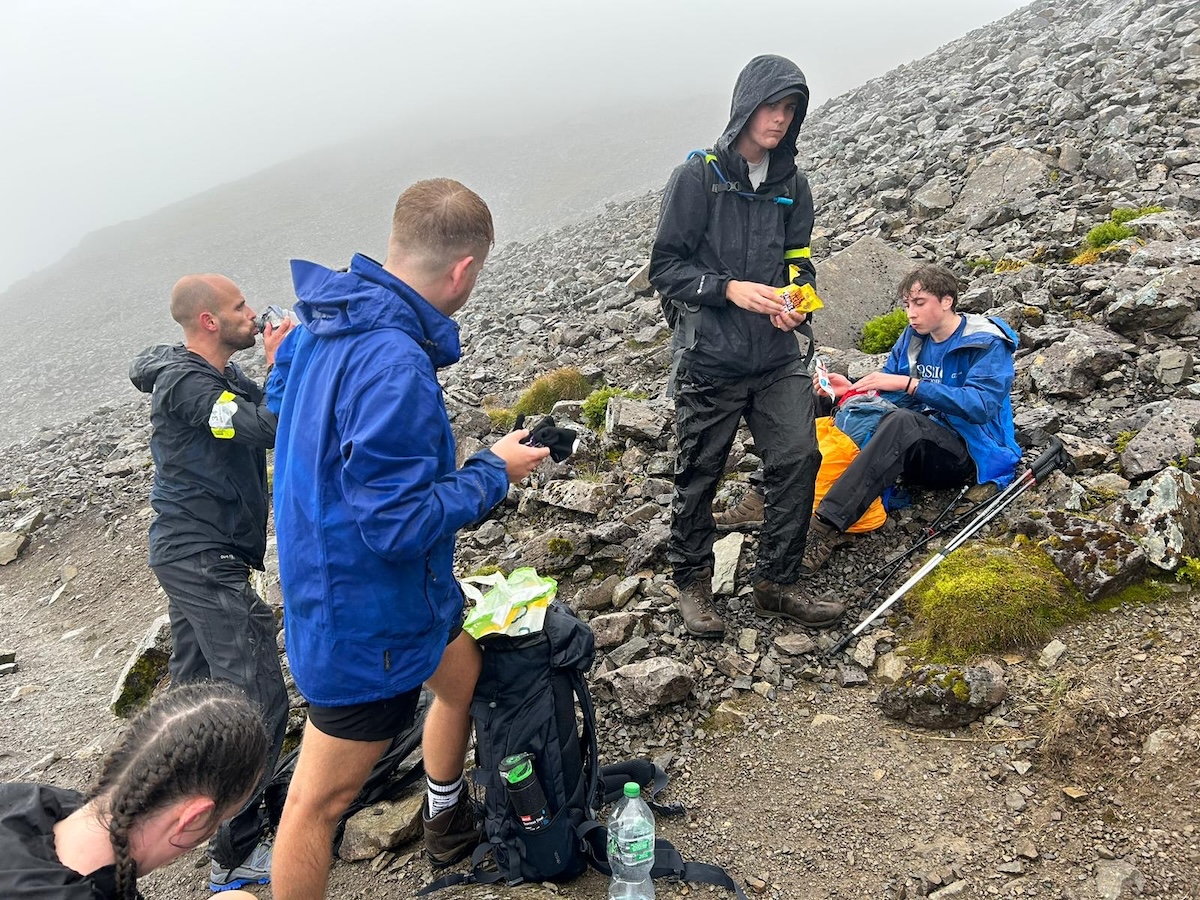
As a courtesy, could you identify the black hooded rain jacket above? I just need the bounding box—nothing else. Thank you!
[650,54,816,382]
[129,344,276,569]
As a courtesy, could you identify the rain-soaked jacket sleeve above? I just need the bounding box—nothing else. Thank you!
[649,159,730,307]
[783,173,817,290]
[162,368,278,448]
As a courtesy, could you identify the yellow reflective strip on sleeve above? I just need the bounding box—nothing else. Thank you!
[209,390,237,439]
[784,247,812,260]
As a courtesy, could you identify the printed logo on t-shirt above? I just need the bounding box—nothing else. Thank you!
[914,363,943,382]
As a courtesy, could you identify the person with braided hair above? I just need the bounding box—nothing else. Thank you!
[0,683,269,900]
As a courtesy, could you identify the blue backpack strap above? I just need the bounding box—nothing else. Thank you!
[688,148,794,206]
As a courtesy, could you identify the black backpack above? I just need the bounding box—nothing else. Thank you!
[421,601,747,898]
[264,690,429,854]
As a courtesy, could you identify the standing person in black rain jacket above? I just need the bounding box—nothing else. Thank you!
[128,274,291,893]
[650,54,844,637]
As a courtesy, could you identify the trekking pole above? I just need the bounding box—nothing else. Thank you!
[829,437,1071,656]
[856,484,972,588]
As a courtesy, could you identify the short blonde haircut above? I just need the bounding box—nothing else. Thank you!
[389,178,494,272]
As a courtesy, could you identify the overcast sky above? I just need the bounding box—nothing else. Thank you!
[0,0,1028,292]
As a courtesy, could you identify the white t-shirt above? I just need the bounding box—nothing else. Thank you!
[747,155,769,190]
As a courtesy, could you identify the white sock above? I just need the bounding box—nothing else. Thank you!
[427,773,463,817]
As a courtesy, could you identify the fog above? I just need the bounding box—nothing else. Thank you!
[0,0,1028,292]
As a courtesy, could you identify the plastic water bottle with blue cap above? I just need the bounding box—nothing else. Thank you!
[607,782,655,899]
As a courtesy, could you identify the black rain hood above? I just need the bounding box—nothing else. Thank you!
[715,54,809,182]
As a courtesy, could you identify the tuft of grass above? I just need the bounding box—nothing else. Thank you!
[909,541,1086,661]
[511,367,593,421]
[1070,247,1104,265]
[581,386,648,431]
[1085,220,1136,248]
[1110,205,1163,225]
[486,407,515,432]
[1176,557,1200,586]
[1114,430,1138,454]
[859,308,909,355]
[993,258,1029,273]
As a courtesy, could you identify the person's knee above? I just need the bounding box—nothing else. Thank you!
[427,633,480,710]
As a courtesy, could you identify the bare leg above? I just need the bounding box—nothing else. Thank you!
[270,721,388,900]
[422,630,481,783]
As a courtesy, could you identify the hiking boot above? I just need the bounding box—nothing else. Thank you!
[714,489,765,531]
[752,580,846,629]
[800,517,851,576]
[209,839,272,892]
[423,794,481,869]
[676,568,725,638]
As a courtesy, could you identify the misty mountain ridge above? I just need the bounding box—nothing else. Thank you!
[0,95,722,433]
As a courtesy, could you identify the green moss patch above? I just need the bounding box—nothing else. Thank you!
[859,308,909,355]
[908,541,1086,661]
[581,386,648,431]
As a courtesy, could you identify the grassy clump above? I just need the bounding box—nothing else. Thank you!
[1114,430,1138,454]
[512,367,592,419]
[581,386,648,431]
[1111,205,1164,225]
[1082,205,1166,250]
[993,258,1029,273]
[1085,220,1136,248]
[487,366,593,431]
[1175,557,1200,586]
[859,308,909,355]
[909,541,1086,661]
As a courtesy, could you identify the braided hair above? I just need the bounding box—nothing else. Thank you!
[86,683,269,900]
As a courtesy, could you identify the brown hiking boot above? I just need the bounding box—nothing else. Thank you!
[752,580,846,629]
[800,517,852,576]
[676,568,725,638]
[714,489,765,531]
[423,794,481,868]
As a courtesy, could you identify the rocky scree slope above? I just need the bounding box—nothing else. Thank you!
[2,0,1200,896]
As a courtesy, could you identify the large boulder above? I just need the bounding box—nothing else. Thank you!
[1027,323,1131,399]
[1113,467,1200,571]
[813,236,917,350]
[952,147,1052,220]
[1118,399,1200,481]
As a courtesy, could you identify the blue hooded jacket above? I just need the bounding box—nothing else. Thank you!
[269,254,509,706]
[882,314,1021,487]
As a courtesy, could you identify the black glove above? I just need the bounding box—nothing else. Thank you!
[514,414,579,462]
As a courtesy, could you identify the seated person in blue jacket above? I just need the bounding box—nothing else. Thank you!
[0,683,268,900]
[801,263,1021,574]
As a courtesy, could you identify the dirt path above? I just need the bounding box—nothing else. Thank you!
[3,509,1198,900]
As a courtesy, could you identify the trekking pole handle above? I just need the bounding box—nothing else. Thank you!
[1030,436,1069,484]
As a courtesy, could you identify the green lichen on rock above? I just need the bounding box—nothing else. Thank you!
[111,648,170,718]
[909,541,1085,661]
[547,537,575,556]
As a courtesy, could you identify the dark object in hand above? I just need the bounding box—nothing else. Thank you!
[254,305,287,332]
[515,414,579,462]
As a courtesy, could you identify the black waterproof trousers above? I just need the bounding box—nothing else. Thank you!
[817,409,975,532]
[670,365,820,589]
[151,549,288,867]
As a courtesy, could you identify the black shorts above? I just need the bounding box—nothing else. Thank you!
[306,614,464,742]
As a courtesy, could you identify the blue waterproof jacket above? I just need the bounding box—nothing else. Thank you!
[882,314,1021,487]
[269,254,509,706]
